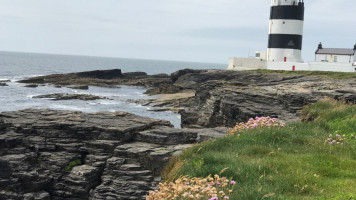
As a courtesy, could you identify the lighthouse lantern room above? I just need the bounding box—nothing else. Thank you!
[267,0,305,63]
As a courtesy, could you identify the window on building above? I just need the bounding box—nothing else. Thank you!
[256,53,260,58]
[334,56,338,62]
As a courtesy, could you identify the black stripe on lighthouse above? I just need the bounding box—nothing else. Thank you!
[268,34,303,50]
[270,6,304,20]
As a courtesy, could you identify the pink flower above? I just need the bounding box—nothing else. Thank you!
[230,180,236,185]
[209,197,218,200]
[224,196,230,199]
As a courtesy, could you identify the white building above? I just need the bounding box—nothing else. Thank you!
[315,43,356,64]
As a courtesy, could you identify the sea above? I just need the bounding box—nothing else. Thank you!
[0,51,226,128]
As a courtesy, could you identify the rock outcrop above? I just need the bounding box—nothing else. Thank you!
[33,93,104,101]
[0,109,227,200]
[18,69,356,128]
[18,69,172,89]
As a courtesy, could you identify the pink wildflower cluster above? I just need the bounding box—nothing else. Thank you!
[146,175,236,200]
[325,132,346,145]
[228,116,285,135]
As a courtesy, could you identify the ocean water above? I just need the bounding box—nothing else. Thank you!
[0,51,226,128]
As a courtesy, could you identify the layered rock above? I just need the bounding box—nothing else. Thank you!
[0,109,227,200]
[18,69,356,128]
[18,69,172,89]
[33,93,104,101]
[179,71,356,128]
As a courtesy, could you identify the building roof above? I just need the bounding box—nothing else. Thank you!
[316,48,355,55]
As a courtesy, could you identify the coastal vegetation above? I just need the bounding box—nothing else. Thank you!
[158,99,356,199]
[254,69,356,80]
[65,159,82,172]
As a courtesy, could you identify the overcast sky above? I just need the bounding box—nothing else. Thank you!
[0,0,355,63]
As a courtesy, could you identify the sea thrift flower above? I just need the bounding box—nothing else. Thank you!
[228,116,286,135]
[230,181,236,185]
[146,175,235,200]
[325,132,347,146]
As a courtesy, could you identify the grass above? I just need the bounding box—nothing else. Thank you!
[65,159,82,172]
[253,69,356,80]
[162,99,356,199]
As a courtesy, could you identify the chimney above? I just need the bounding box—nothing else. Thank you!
[354,44,356,50]
[318,42,323,49]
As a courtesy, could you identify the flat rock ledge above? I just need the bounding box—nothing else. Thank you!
[33,93,105,101]
[0,109,227,200]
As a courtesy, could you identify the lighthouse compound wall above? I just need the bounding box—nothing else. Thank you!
[227,58,356,72]
[228,58,356,72]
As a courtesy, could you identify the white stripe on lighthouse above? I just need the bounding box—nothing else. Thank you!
[269,20,304,35]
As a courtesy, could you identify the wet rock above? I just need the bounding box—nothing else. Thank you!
[68,85,89,90]
[18,69,172,89]
[25,84,39,88]
[32,93,104,101]
[20,77,45,84]
[76,69,122,79]
[0,83,8,86]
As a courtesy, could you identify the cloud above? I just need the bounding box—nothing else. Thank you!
[0,0,354,63]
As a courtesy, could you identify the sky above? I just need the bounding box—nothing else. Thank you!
[0,0,355,63]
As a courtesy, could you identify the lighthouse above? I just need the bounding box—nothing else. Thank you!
[228,0,355,72]
[267,0,305,62]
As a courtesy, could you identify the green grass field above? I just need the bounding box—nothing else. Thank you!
[253,69,356,80]
[162,99,356,199]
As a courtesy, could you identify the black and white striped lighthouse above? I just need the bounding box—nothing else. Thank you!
[267,0,305,62]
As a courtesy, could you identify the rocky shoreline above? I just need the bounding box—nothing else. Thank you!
[0,109,226,200]
[1,68,356,199]
[19,69,356,128]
